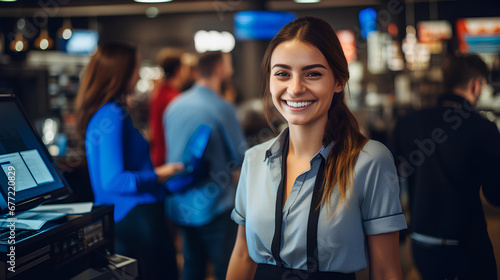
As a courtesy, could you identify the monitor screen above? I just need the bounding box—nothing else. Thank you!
[233,11,296,41]
[58,30,99,55]
[0,95,72,215]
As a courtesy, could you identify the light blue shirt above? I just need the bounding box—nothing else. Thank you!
[164,84,247,226]
[232,128,407,273]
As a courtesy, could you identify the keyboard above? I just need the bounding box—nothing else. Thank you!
[0,216,68,244]
[0,227,42,243]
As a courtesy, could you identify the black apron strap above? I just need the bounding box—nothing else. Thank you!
[270,134,288,267]
[306,157,326,273]
[271,135,326,271]
[264,144,356,279]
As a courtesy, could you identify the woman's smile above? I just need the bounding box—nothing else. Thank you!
[282,100,316,111]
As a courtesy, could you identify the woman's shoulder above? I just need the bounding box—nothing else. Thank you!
[357,140,395,166]
[95,101,125,117]
[89,101,126,126]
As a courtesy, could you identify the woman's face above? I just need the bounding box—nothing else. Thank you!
[269,39,342,128]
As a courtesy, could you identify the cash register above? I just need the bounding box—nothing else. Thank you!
[0,94,116,280]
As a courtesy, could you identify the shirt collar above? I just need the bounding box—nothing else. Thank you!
[264,127,289,162]
[264,127,333,163]
[192,84,217,96]
[438,93,472,108]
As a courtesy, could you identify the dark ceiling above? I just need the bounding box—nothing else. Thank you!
[1,0,266,8]
[0,0,381,17]
[0,0,498,18]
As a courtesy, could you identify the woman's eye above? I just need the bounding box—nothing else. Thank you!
[307,72,322,77]
[274,72,290,79]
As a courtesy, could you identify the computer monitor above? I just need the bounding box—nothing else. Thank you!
[0,94,72,215]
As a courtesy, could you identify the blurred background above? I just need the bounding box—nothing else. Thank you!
[0,0,499,279]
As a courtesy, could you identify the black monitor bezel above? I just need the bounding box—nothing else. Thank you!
[0,94,72,214]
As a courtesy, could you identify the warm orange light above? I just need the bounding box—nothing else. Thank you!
[388,23,398,37]
[9,31,27,52]
[57,18,73,40]
[35,29,53,50]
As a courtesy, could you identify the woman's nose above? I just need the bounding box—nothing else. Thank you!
[288,76,305,95]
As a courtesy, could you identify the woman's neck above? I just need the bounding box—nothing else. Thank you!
[287,120,326,161]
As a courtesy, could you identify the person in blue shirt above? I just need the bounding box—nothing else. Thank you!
[227,16,407,280]
[74,42,184,280]
[163,51,247,280]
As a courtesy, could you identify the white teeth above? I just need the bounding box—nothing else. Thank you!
[285,101,313,108]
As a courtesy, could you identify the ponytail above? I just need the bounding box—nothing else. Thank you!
[320,91,368,217]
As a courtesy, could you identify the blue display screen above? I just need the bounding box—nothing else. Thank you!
[59,30,99,55]
[234,11,296,41]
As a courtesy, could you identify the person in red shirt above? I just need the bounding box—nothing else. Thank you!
[149,50,189,167]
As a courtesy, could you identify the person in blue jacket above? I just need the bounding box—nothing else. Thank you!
[75,42,184,280]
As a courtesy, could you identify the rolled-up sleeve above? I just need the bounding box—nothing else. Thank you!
[360,142,407,235]
[232,151,249,225]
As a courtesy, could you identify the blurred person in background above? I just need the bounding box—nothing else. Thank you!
[393,54,500,280]
[149,48,188,167]
[227,16,406,280]
[180,51,199,92]
[75,41,183,280]
[163,51,247,280]
[221,79,238,104]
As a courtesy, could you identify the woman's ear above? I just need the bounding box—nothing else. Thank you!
[333,81,343,93]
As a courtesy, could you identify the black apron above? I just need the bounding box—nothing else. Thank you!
[254,138,356,280]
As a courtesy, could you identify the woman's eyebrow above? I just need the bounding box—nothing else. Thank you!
[302,64,327,71]
[271,64,327,70]
[271,64,291,69]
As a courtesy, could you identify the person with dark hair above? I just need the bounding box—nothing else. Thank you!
[163,51,247,280]
[227,16,406,280]
[74,42,183,280]
[149,49,188,167]
[393,54,500,279]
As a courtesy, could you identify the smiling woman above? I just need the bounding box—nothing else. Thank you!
[269,40,341,128]
[227,16,407,280]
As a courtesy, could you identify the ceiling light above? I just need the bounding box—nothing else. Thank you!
[17,18,25,29]
[194,30,235,53]
[0,0,18,2]
[58,18,73,40]
[134,0,172,3]
[9,31,27,52]
[35,29,54,50]
[145,7,159,18]
[294,0,321,3]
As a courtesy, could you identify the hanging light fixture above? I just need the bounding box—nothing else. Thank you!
[57,18,73,40]
[35,29,53,50]
[9,30,27,52]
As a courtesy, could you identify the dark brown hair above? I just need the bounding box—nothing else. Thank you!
[442,53,488,92]
[262,16,368,214]
[162,57,181,79]
[197,51,223,78]
[74,41,137,138]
